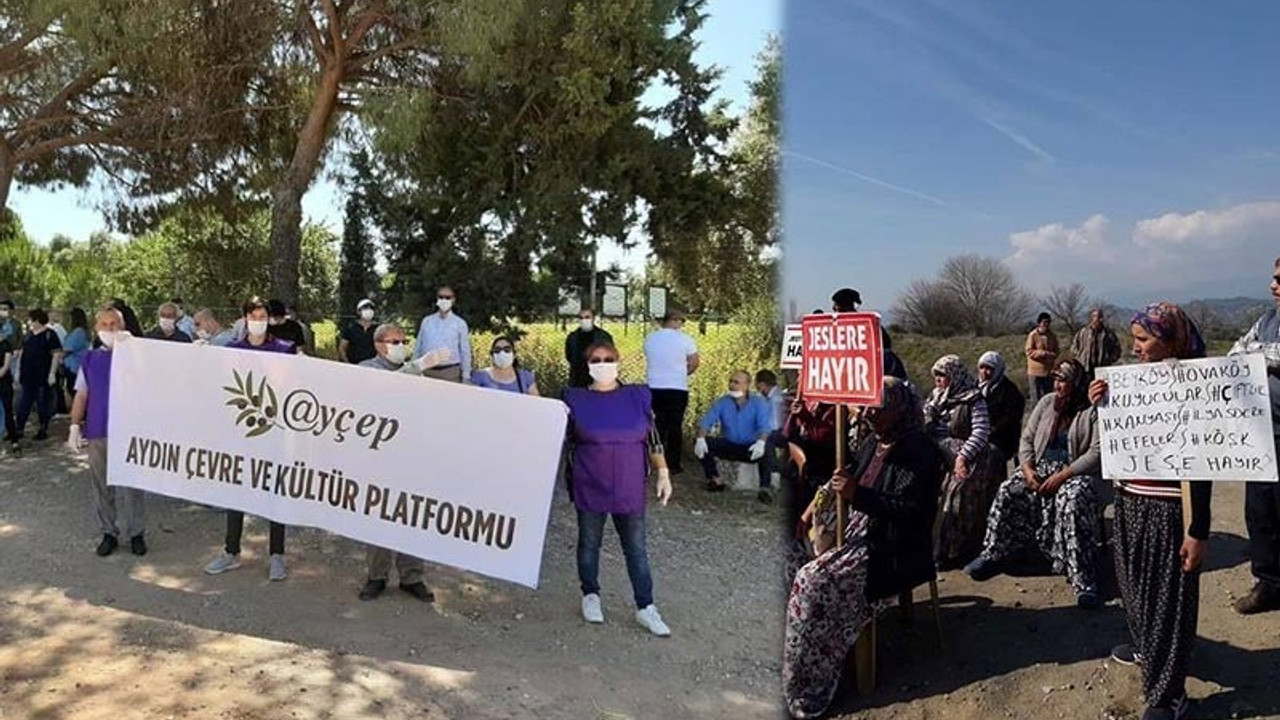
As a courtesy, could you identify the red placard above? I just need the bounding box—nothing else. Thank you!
[799,312,884,405]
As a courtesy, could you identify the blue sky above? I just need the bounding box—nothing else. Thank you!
[781,0,1280,319]
[9,0,780,277]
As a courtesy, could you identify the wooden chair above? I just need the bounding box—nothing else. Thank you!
[852,578,944,695]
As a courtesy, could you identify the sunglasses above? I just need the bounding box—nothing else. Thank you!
[493,346,514,353]
[380,339,406,345]
[1272,275,1280,284]
[588,356,617,364]
[437,295,454,300]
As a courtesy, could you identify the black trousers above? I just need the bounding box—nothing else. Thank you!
[225,511,286,556]
[0,380,15,439]
[649,388,689,473]
[1246,477,1280,590]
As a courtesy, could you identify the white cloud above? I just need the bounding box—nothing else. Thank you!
[1003,201,1280,301]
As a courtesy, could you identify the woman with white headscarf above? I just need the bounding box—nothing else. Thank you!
[976,350,1026,461]
[924,355,1001,569]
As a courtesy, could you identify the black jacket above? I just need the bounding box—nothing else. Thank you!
[847,428,946,601]
[983,377,1026,460]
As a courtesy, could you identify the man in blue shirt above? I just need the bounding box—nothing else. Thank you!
[694,370,774,497]
[412,285,471,383]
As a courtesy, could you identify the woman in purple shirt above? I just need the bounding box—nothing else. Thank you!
[471,336,539,395]
[204,297,296,582]
[563,340,674,636]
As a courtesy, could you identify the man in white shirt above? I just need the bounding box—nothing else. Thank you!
[643,309,699,474]
[412,285,471,383]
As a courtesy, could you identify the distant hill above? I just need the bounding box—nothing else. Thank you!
[1102,296,1270,339]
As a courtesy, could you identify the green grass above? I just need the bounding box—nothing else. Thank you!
[309,319,775,442]
[893,331,1235,393]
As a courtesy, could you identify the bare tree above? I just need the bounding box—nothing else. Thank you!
[934,254,1035,335]
[1042,283,1094,336]
[891,278,964,337]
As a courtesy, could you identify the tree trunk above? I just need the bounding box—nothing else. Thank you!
[0,141,15,226]
[268,66,344,305]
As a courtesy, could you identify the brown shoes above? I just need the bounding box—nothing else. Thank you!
[1233,583,1280,615]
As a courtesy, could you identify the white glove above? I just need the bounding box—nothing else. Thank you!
[47,369,57,387]
[749,439,766,461]
[694,437,708,459]
[414,349,446,371]
[66,424,83,452]
[656,468,672,506]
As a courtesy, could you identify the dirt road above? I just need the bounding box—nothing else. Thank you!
[0,419,786,720]
[828,481,1280,720]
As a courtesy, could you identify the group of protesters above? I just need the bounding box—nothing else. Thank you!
[781,272,1280,720]
[0,284,800,641]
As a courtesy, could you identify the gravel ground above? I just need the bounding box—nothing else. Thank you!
[0,417,786,720]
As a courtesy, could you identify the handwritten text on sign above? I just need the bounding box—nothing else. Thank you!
[1097,354,1277,481]
[799,312,883,405]
[780,324,803,370]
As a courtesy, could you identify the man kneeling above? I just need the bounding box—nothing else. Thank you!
[695,370,774,493]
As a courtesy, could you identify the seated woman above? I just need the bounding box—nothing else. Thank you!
[925,354,1003,569]
[964,358,1104,608]
[782,398,838,530]
[784,377,946,719]
[470,336,539,395]
[976,350,1026,463]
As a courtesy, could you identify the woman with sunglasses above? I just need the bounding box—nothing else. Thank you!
[471,336,539,395]
[562,339,674,636]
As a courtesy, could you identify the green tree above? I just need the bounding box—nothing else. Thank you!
[362,0,734,332]
[338,151,378,318]
[257,0,517,306]
[0,0,277,216]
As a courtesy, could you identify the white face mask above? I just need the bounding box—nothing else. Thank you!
[729,390,745,399]
[385,343,409,364]
[589,362,620,385]
[158,317,176,332]
[359,308,375,321]
[0,309,8,319]
[436,298,453,313]
[247,320,269,337]
[99,330,118,349]
[579,319,594,332]
[196,328,211,340]
[492,350,515,368]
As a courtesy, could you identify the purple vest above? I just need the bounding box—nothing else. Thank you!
[81,348,113,440]
[564,385,652,515]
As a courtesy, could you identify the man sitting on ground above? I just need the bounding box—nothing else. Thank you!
[695,370,774,495]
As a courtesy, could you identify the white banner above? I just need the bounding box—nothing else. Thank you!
[1097,354,1278,481]
[106,339,568,587]
[780,324,803,370]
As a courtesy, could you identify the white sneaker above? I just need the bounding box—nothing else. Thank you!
[581,593,604,623]
[268,553,287,581]
[635,604,670,637]
[204,552,241,575]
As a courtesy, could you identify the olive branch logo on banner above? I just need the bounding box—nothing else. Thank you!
[223,369,280,438]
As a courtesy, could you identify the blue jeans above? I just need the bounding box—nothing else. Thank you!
[16,382,54,435]
[577,509,654,609]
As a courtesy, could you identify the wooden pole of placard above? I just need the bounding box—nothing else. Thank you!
[835,404,846,549]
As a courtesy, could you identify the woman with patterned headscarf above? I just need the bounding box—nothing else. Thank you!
[785,377,946,718]
[1087,302,1211,720]
[964,357,1104,609]
[924,355,1002,569]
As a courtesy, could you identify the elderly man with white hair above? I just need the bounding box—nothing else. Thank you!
[356,322,435,602]
[68,307,147,556]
